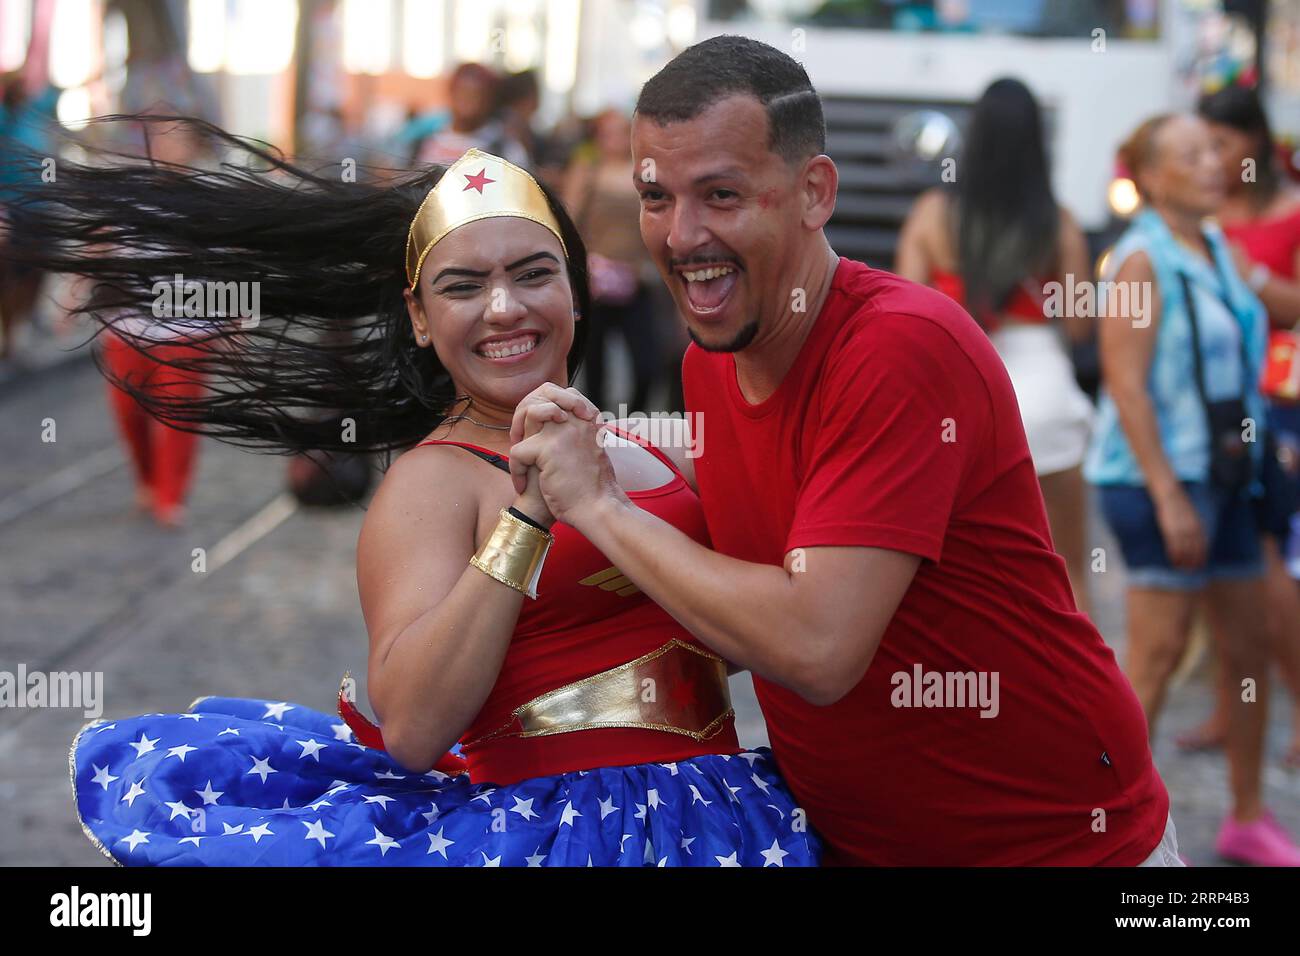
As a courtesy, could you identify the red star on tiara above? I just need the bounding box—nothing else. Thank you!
[462,168,495,193]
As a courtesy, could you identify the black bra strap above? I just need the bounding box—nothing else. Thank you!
[458,446,510,473]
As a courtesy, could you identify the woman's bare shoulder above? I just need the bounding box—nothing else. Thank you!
[363,441,485,536]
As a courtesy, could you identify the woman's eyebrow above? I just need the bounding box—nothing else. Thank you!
[504,251,560,270]
[431,251,559,285]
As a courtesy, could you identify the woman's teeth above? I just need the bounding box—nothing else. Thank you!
[478,336,537,360]
[683,266,736,282]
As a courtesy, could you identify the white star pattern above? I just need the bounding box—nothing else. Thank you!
[760,838,789,867]
[195,780,223,805]
[366,827,398,856]
[510,796,539,821]
[262,702,293,721]
[121,780,146,807]
[75,709,810,866]
[128,733,159,758]
[247,755,278,783]
[119,829,150,852]
[296,739,326,761]
[164,800,193,821]
[426,827,454,859]
[244,823,274,843]
[302,819,335,849]
[90,764,118,790]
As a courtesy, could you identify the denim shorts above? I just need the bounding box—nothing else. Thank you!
[1098,481,1263,590]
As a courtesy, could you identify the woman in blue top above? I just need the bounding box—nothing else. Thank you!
[1086,113,1298,866]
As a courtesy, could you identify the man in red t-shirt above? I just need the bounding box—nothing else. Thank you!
[508,36,1172,865]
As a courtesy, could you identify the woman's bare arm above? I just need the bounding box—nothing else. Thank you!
[894,188,944,283]
[357,448,525,772]
[1099,251,1179,498]
[1056,206,1095,344]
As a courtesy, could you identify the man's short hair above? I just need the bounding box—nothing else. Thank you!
[634,35,825,164]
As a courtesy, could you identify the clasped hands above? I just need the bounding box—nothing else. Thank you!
[507,383,630,530]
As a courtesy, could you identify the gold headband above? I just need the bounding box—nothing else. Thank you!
[405,148,568,289]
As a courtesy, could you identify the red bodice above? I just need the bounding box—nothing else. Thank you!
[339,425,740,784]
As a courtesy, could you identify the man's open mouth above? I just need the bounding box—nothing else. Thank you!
[680,264,739,314]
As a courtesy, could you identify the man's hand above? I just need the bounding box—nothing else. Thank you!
[509,384,602,463]
[509,398,629,527]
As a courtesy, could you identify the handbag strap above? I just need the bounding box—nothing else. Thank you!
[1177,262,1251,409]
[1178,271,1215,416]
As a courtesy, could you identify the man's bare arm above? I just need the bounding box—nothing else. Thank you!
[575,495,919,704]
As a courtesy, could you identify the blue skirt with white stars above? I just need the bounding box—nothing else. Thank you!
[70,695,821,866]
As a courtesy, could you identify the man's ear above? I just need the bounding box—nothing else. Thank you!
[801,154,838,232]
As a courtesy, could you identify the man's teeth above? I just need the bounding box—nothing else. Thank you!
[682,266,736,282]
[479,336,537,359]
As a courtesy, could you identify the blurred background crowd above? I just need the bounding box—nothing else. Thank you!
[2,0,1300,864]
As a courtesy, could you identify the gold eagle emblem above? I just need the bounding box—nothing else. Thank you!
[578,566,641,597]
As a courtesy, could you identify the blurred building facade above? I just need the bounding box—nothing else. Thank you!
[1,0,1296,258]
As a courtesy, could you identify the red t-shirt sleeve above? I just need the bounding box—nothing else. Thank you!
[785,312,985,562]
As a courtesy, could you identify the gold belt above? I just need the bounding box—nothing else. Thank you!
[462,639,734,748]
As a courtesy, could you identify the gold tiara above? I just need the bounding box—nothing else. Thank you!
[405,148,567,289]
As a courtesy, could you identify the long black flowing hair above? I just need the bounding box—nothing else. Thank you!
[0,113,590,464]
[952,78,1058,324]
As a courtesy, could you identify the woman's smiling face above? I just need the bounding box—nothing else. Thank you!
[404,217,577,416]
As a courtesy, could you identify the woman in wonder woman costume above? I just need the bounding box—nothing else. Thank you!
[3,117,817,866]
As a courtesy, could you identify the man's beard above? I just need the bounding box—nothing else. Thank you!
[687,319,759,353]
